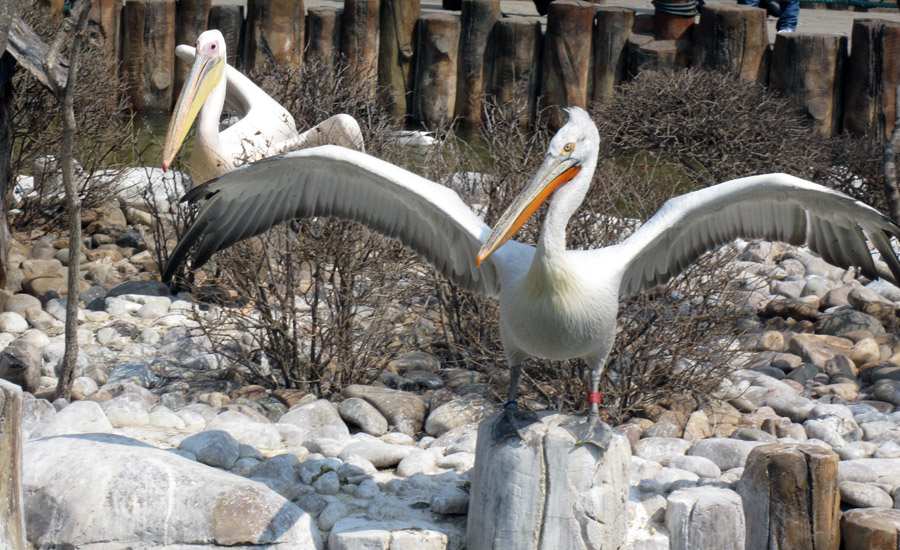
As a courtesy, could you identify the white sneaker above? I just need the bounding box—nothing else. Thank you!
[777,28,795,34]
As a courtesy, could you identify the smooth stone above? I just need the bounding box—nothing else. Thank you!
[338,397,389,436]
[316,500,348,532]
[430,483,469,515]
[653,467,699,494]
[31,400,113,438]
[841,481,894,508]
[178,429,241,470]
[0,311,28,333]
[633,437,692,467]
[815,308,885,338]
[396,449,439,477]
[839,461,879,483]
[688,438,761,471]
[313,470,341,495]
[424,394,494,437]
[338,440,415,468]
[342,385,426,436]
[667,455,722,479]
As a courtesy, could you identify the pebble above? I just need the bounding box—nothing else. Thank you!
[178,430,240,470]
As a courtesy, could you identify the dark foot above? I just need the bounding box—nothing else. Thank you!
[492,404,539,443]
[562,415,613,450]
[763,0,781,17]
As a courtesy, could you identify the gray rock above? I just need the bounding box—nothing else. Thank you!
[178,430,241,469]
[295,493,328,517]
[0,311,28,333]
[106,280,171,298]
[250,454,301,486]
[840,481,894,508]
[282,399,344,430]
[837,442,877,461]
[424,394,494,437]
[667,487,745,550]
[875,441,900,458]
[838,461,878,483]
[388,351,440,373]
[107,360,161,388]
[396,449,439,477]
[338,397,388,436]
[873,380,900,407]
[329,519,449,550]
[766,393,816,423]
[688,438,761,471]
[815,308,885,338]
[355,479,380,499]
[338,440,415,468]
[668,455,722,479]
[633,437,693,466]
[313,470,341,495]
[431,483,469,515]
[317,500,348,531]
[343,385,426,436]
[654,467,699,494]
[206,411,283,451]
[31,400,113,438]
[103,394,151,428]
[0,339,41,393]
[4,293,42,315]
[803,419,847,448]
[21,397,55,440]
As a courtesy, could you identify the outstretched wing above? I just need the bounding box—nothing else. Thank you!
[163,145,532,296]
[611,173,900,298]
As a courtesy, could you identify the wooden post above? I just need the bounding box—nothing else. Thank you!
[591,7,634,104]
[843,19,900,141]
[243,0,305,71]
[653,0,696,40]
[378,0,420,121]
[0,379,25,550]
[455,0,501,127]
[89,0,122,60]
[208,6,243,67]
[121,0,176,112]
[341,0,379,98]
[412,13,460,125]
[306,7,341,73]
[483,17,541,129]
[769,32,846,136]
[842,509,900,550]
[466,413,630,549]
[625,19,693,80]
[692,4,767,83]
[737,443,840,550]
[539,0,595,130]
[174,0,211,100]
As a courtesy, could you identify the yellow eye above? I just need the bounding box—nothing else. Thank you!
[563,142,574,153]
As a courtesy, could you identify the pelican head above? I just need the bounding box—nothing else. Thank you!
[476,107,600,265]
[162,30,227,172]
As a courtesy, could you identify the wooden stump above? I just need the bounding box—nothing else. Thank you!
[121,0,176,112]
[341,0,380,98]
[208,6,243,67]
[591,7,634,104]
[692,4,767,83]
[466,413,630,550]
[88,0,122,59]
[539,0,595,130]
[737,443,840,550]
[653,0,696,40]
[174,0,211,99]
[625,31,693,78]
[843,19,900,140]
[842,508,900,550]
[306,7,341,73]
[455,0,502,127]
[243,0,305,71]
[769,32,846,136]
[378,0,420,121]
[483,17,541,129]
[0,380,24,550]
[412,13,460,125]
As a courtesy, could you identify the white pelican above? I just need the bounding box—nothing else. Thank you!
[162,30,366,184]
[162,107,900,444]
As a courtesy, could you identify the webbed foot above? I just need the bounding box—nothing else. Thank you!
[492,402,539,443]
[562,414,613,451]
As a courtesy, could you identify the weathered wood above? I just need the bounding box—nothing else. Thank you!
[378,0,420,121]
[843,19,900,140]
[174,0,211,100]
[692,4,767,83]
[626,29,693,78]
[483,17,541,129]
[841,508,900,550]
[341,0,379,97]
[306,7,341,73]
[208,6,242,67]
[653,0,696,40]
[244,0,305,71]
[7,15,68,89]
[0,378,25,548]
[89,0,122,59]
[591,7,634,104]
[412,13,460,125]
[0,55,9,294]
[539,0,595,129]
[121,0,176,112]
[455,0,501,126]
[769,32,846,136]
[737,443,840,550]
[466,413,630,550]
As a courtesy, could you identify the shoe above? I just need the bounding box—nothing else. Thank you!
[763,0,781,17]
[776,28,795,34]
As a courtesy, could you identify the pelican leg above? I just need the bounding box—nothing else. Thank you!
[562,362,612,450]
[492,363,539,443]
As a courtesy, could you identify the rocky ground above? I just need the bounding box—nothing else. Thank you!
[6,169,900,548]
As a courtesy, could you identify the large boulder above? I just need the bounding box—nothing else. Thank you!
[24,433,322,549]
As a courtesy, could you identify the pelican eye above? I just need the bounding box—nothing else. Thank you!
[563,142,574,153]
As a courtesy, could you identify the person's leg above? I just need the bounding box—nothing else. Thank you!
[777,0,799,31]
[738,0,759,6]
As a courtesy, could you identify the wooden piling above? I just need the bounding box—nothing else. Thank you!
[243,0,305,71]
[843,19,900,141]
[483,17,541,129]
[412,13,460,125]
[539,0,595,130]
[653,0,696,40]
[341,0,380,98]
[208,6,243,67]
[379,0,420,121]
[89,0,122,60]
[591,7,634,104]
[626,14,693,79]
[174,0,211,98]
[306,7,341,73]
[769,32,846,136]
[121,0,176,112]
[455,0,502,127]
[692,4,768,83]
[0,380,25,550]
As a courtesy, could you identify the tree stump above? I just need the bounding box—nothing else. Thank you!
[843,19,900,141]
[466,413,630,550]
[174,0,211,99]
[483,17,541,129]
[842,508,900,550]
[378,0,419,121]
[208,6,242,67]
[539,0,595,130]
[412,13,460,125]
[625,30,692,78]
[243,0,304,71]
[591,7,633,104]
[0,379,24,550]
[306,7,341,74]
[769,32,846,136]
[121,0,176,112]
[692,4,767,83]
[667,487,746,550]
[455,0,501,127]
[653,0,696,40]
[88,0,122,59]
[341,0,380,99]
[737,443,840,550]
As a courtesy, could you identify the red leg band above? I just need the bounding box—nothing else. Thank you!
[588,392,602,404]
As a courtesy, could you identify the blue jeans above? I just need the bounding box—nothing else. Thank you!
[738,0,799,32]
